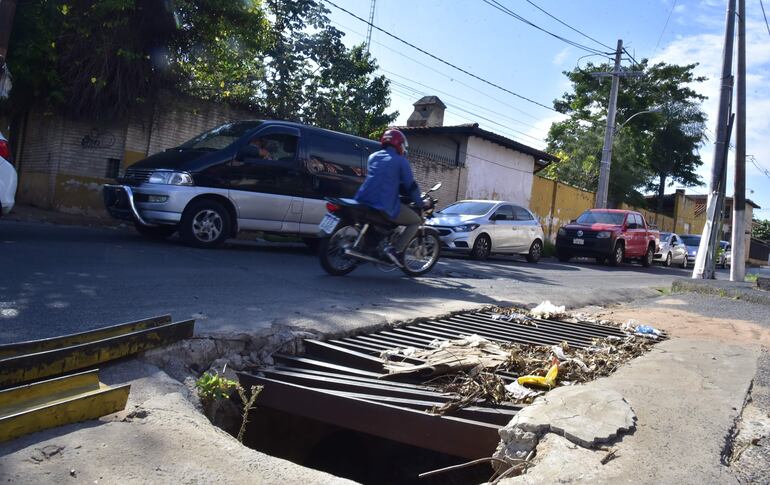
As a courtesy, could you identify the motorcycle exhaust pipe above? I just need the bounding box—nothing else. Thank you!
[344,249,387,265]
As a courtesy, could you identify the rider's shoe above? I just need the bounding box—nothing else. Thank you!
[383,245,403,267]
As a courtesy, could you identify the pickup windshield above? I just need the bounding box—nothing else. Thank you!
[178,121,263,151]
[575,212,626,225]
[439,202,495,216]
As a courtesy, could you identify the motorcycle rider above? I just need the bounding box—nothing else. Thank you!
[354,128,424,265]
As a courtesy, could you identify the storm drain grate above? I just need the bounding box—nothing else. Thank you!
[238,311,633,459]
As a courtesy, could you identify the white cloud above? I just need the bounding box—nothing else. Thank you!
[673,4,686,13]
[553,48,571,66]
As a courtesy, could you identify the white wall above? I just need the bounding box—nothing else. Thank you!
[464,136,535,206]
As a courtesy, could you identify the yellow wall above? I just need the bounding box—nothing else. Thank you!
[530,176,596,240]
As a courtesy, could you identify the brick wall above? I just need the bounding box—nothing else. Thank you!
[408,148,466,210]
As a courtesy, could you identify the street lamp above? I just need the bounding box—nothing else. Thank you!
[595,108,661,208]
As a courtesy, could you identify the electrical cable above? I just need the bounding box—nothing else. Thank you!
[653,0,678,55]
[761,0,770,37]
[523,0,615,51]
[480,0,612,56]
[322,0,558,112]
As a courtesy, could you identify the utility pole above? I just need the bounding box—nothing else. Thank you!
[731,0,747,281]
[593,40,643,209]
[365,0,377,54]
[693,0,736,279]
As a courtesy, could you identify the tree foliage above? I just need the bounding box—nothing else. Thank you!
[4,0,396,137]
[752,218,770,242]
[543,60,708,206]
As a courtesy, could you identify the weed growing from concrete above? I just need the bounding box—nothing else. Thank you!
[195,370,264,443]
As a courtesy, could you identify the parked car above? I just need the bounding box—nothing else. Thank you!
[679,234,702,267]
[0,131,17,217]
[426,200,545,262]
[103,120,380,248]
[717,241,731,268]
[555,209,660,267]
[654,232,688,268]
[724,245,732,267]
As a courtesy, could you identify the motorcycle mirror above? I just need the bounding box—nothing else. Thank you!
[429,182,442,192]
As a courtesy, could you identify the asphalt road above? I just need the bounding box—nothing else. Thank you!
[0,220,705,343]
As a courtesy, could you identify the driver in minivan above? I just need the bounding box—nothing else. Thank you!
[249,138,274,160]
[354,128,424,265]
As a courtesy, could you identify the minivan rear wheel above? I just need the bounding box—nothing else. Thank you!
[180,199,231,248]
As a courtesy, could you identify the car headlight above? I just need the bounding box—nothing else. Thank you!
[558,227,566,236]
[596,231,611,239]
[454,224,480,232]
[148,170,194,186]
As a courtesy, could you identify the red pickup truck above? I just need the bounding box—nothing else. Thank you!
[555,209,660,267]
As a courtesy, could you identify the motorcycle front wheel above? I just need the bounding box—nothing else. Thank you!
[319,224,360,276]
[400,232,441,277]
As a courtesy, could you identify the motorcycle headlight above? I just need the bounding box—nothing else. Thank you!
[454,224,480,232]
[558,227,566,236]
[596,231,611,239]
[148,170,194,186]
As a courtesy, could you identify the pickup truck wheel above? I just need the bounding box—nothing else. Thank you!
[526,240,542,263]
[641,245,654,267]
[180,200,231,248]
[608,243,624,267]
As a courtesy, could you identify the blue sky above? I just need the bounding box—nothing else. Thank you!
[325,0,770,218]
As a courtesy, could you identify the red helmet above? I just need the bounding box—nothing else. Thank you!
[380,128,409,156]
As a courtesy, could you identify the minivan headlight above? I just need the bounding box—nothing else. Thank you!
[454,224,480,232]
[148,170,194,186]
[596,231,611,239]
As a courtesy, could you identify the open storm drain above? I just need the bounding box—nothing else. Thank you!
[238,310,660,484]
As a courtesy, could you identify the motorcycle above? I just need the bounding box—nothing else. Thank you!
[317,183,443,277]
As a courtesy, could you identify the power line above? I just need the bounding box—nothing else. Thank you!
[322,0,558,112]
[523,0,614,51]
[480,0,612,56]
[653,0,678,55]
[761,0,770,37]
[329,18,546,121]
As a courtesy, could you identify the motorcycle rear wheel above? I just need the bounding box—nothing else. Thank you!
[319,224,359,276]
[400,232,441,277]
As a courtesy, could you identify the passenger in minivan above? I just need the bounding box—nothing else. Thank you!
[249,138,274,160]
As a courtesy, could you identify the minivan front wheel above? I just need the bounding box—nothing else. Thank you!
[180,199,231,248]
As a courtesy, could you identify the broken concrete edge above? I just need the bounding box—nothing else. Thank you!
[671,278,770,306]
[492,387,636,471]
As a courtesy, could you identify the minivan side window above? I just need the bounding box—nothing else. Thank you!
[247,133,298,161]
[308,134,363,175]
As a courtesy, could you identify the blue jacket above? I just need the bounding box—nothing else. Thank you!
[354,147,422,220]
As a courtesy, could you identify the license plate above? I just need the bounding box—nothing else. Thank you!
[319,214,340,235]
[573,238,584,245]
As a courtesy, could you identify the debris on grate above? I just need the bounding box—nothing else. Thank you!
[381,335,509,377]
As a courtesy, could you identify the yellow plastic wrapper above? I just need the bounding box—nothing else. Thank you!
[517,362,559,389]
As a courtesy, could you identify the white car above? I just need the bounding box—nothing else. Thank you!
[0,131,17,216]
[654,232,688,268]
[426,199,545,262]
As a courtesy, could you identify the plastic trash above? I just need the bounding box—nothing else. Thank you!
[635,325,662,337]
[530,301,566,319]
[517,361,559,389]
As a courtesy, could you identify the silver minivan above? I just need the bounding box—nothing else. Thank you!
[104,120,380,248]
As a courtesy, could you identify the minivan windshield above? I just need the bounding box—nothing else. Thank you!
[439,201,495,216]
[575,211,626,225]
[680,235,701,246]
[179,121,263,151]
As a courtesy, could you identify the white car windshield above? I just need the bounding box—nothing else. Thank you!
[439,202,495,215]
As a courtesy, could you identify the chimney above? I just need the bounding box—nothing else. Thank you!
[407,96,447,127]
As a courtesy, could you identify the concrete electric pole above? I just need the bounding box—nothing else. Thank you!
[730,0,747,281]
[593,40,643,209]
[693,0,736,279]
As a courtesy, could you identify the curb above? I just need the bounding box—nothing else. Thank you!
[671,278,770,306]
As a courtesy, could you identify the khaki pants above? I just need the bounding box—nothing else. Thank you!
[389,203,422,251]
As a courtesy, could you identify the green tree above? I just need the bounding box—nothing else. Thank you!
[544,60,707,206]
[752,218,770,242]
